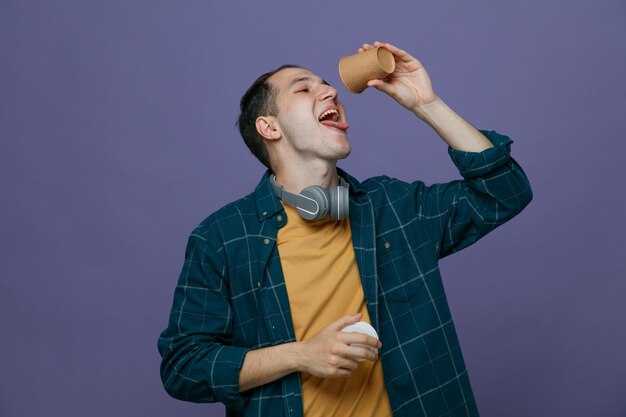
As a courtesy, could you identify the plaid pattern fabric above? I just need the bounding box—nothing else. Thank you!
[158,130,532,417]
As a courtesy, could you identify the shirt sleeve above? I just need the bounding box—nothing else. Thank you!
[417,130,533,258]
[157,229,250,412]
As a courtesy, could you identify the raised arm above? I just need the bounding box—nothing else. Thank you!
[361,41,494,152]
[357,41,532,256]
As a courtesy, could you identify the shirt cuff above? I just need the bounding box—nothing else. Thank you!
[447,130,513,179]
[209,345,251,412]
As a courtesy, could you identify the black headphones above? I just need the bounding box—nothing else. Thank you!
[269,174,349,221]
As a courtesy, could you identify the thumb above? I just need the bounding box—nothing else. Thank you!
[328,313,363,331]
[367,79,396,97]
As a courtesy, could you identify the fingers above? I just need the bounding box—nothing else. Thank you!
[357,43,374,53]
[301,314,383,378]
[358,41,419,65]
[341,332,382,349]
[329,354,360,371]
[333,368,353,378]
[373,41,412,61]
[367,78,396,97]
[339,332,381,361]
[328,312,362,331]
[343,344,379,362]
[327,360,358,378]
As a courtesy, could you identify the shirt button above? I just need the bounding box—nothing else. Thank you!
[262,211,268,216]
[277,215,283,222]
[263,238,270,245]
[257,281,261,288]
[384,242,391,249]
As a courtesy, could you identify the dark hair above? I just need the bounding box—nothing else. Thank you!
[237,65,300,170]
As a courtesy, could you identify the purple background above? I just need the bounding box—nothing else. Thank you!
[1,1,625,416]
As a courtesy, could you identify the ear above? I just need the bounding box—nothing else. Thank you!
[256,116,282,141]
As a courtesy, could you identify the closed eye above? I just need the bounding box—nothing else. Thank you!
[296,88,309,93]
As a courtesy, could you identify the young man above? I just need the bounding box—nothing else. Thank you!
[158,41,532,417]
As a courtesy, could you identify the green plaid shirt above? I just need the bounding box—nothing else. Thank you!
[158,130,532,417]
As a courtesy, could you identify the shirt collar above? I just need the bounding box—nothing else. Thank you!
[337,167,367,196]
[254,170,285,222]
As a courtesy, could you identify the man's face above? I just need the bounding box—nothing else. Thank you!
[267,67,351,164]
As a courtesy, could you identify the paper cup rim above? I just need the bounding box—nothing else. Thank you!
[338,56,362,94]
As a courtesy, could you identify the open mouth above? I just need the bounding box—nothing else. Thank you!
[318,108,349,131]
[318,108,340,123]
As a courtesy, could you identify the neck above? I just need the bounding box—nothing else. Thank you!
[273,160,339,193]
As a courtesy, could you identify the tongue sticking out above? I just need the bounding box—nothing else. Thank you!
[320,120,350,130]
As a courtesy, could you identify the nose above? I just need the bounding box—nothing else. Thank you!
[318,84,338,102]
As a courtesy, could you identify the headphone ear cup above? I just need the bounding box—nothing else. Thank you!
[299,186,329,221]
[329,185,349,221]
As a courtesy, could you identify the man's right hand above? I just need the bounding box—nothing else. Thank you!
[239,313,382,392]
[295,313,382,378]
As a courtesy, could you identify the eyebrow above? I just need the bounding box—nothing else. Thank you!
[288,76,331,89]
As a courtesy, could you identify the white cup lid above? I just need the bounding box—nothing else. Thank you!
[340,321,379,340]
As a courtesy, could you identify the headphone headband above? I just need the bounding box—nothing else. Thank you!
[270,174,349,221]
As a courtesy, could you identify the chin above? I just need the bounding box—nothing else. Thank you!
[336,146,352,160]
[321,132,351,160]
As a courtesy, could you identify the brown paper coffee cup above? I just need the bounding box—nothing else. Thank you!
[338,46,396,94]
